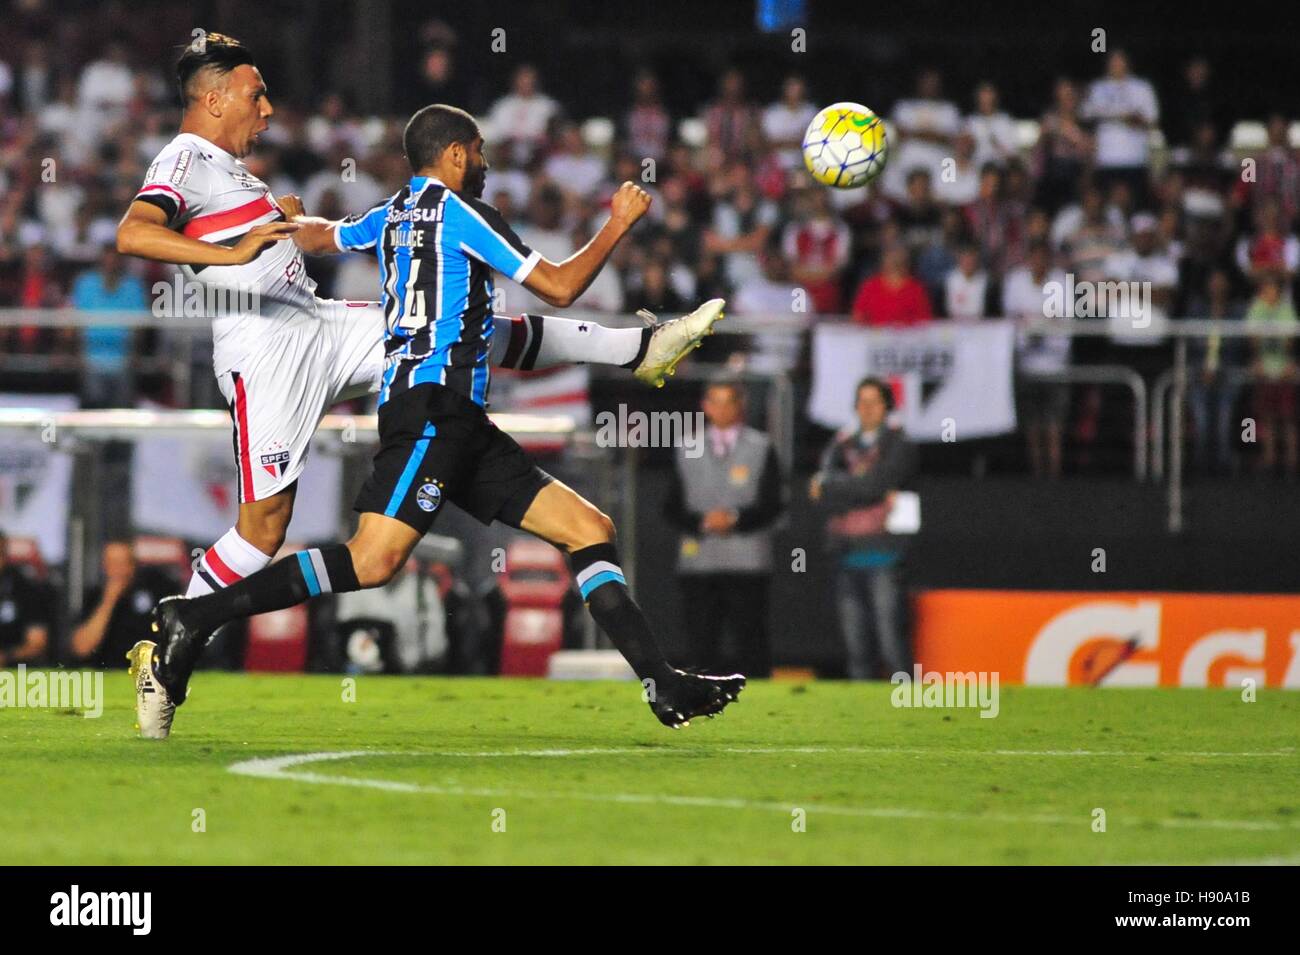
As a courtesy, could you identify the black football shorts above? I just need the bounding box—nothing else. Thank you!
[354,383,553,533]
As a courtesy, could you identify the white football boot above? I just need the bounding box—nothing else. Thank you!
[633,298,725,388]
[126,640,175,740]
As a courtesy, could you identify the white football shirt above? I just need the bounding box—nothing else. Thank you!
[134,132,319,373]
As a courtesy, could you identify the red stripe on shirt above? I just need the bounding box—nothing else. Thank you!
[204,547,242,586]
[233,373,255,502]
[182,195,277,240]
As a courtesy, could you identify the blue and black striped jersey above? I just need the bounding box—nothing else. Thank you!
[335,175,540,408]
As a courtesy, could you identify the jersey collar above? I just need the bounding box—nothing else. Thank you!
[177,131,237,163]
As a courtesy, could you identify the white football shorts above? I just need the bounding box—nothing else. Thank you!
[216,299,385,503]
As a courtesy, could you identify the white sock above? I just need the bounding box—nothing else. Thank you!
[185,527,274,596]
[490,314,649,370]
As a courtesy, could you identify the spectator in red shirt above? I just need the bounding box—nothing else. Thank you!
[19,244,62,310]
[850,245,934,326]
[783,187,851,314]
[1235,200,1299,285]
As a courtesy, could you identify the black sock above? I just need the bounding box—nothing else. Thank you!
[181,544,361,637]
[570,542,672,683]
[618,327,653,370]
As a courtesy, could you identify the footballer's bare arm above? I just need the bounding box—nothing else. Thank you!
[286,217,347,256]
[117,200,300,266]
[275,196,352,257]
[524,181,650,308]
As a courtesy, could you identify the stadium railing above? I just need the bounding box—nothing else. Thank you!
[4,308,1297,532]
[1021,317,1300,531]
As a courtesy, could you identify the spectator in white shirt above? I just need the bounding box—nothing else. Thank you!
[762,74,815,169]
[544,123,606,200]
[76,42,133,112]
[883,69,961,202]
[302,146,384,221]
[483,158,532,212]
[931,131,980,207]
[944,244,988,321]
[705,178,779,290]
[1081,50,1159,207]
[50,204,118,264]
[967,81,1018,169]
[484,64,559,165]
[1051,185,1127,260]
[1105,212,1179,353]
[72,42,134,156]
[732,251,809,374]
[1004,241,1071,477]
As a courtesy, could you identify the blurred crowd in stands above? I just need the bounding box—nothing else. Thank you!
[2,23,1299,476]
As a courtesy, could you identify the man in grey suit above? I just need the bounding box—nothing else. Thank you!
[665,379,783,676]
[812,377,919,680]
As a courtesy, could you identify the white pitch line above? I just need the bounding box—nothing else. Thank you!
[227,751,1300,833]
[228,745,1298,759]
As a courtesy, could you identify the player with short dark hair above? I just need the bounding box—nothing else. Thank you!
[175,31,259,105]
[403,104,481,171]
[136,103,743,739]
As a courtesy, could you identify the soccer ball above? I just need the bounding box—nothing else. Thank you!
[801,102,888,189]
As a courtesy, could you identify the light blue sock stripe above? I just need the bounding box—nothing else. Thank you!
[384,423,438,517]
[297,551,321,596]
[578,569,626,599]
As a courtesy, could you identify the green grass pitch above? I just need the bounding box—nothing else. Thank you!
[2,674,1297,864]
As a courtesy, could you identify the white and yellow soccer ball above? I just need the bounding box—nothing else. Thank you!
[801,102,888,189]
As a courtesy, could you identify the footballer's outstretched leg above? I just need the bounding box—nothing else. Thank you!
[631,298,726,388]
[490,298,725,387]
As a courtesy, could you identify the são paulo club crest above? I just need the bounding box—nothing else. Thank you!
[259,441,291,479]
